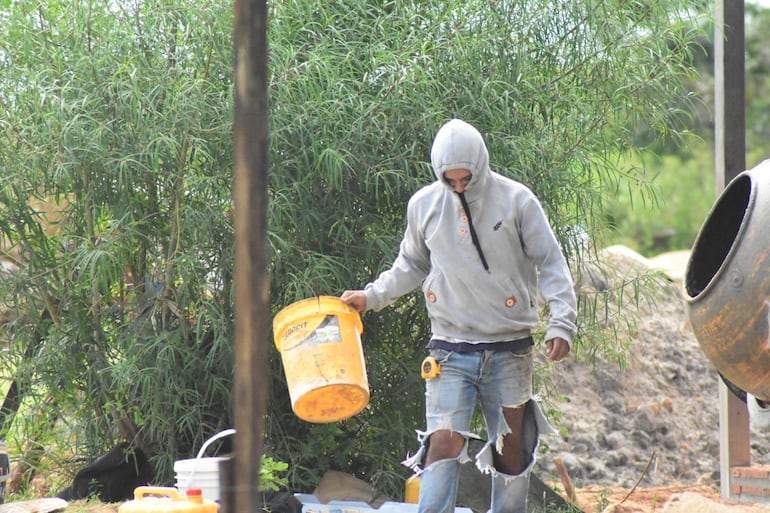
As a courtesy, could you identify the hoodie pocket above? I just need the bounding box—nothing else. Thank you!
[422,270,441,304]
[494,276,538,328]
[499,277,532,311]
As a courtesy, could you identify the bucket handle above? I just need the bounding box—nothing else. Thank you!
[196,428,236,459]
[135,486,181,500]
[182,429,236,490]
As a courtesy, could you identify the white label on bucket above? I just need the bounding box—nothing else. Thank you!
[283,315,343,350]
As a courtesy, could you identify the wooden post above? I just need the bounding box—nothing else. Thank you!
[719,380,750,498]
[714,0,745,191]
[228,1,270,513]
[714,0,749,500]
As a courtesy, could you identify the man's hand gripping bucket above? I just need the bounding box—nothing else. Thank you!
[174,429,235,503]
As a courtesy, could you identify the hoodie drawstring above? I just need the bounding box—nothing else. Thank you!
[458,192,489,272]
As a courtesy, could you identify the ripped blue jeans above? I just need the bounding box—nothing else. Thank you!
[402,348,555,513]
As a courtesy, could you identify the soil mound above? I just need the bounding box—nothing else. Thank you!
[538,246,770,511]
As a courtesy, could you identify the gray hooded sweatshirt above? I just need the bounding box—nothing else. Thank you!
[363,119,577,345]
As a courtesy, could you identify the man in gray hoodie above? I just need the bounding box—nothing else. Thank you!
[341,118,577,513]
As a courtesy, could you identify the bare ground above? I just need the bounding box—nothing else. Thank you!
[538,247,770,512]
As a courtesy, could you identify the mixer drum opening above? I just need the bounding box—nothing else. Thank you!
[685,174,751,299]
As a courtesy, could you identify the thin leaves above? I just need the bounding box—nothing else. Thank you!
[0,0,235,485]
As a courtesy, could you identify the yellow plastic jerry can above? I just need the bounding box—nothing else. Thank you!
[405,475,420,504]
[118,486,218,513]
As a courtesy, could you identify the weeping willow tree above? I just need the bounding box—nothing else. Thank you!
[0,0,707,499]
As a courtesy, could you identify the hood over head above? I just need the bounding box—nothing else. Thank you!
[430,119,490,191]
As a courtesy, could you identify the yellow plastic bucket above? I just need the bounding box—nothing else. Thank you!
[273,296,369,423]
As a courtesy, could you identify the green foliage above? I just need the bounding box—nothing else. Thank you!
[602,144,716,256]
[0,0,236,484]
[683,3,770,165]
[260,456,289,492]
[746,4,770,162]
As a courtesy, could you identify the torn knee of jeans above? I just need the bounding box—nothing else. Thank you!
[493,398,532,454]
[493,409,516,455]
[401,428,477,473]
[475,398,556,478]
[497,396,557,451]
[475,439,536,479]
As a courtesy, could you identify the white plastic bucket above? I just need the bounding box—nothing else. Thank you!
[174,429,235,503]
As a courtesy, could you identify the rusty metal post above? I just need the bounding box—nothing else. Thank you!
[714,0,748,500]
[228,1,270,513]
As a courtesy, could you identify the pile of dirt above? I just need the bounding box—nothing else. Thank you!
[537,246,770,512]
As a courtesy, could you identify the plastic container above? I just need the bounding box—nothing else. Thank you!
[273,296,369,423]
[174,429,235,503]
[118,486,217,513]
[404,475,420,504]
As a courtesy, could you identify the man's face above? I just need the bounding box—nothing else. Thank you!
[443,168,472,193]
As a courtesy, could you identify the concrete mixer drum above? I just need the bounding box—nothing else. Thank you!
[685,159,770,402]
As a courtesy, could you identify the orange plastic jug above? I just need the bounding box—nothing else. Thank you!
[118,486,218,513]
